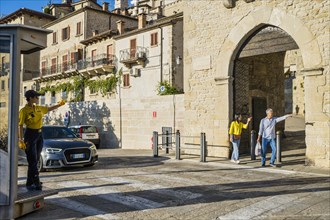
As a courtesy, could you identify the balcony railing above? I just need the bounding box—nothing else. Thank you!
[77,54,116,70]
[119,47,148,68]
[0,62,10,76]
[39,54,117,80]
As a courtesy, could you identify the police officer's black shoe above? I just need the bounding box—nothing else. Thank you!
[33,176,43,190]
[26,183,42,191]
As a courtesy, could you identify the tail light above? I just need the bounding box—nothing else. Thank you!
[95,127,98,133]
[79,127,83,137]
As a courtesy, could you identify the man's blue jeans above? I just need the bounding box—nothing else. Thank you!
[261,138,276,165]
[231,139,241,161]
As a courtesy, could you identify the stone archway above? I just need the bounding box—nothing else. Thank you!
[215,6,328,167]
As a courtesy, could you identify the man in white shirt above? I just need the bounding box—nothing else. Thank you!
[257,108,292,167]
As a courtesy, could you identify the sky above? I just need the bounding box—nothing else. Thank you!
[0,0,134,17]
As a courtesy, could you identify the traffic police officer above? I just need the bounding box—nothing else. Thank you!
[18,90,65,190]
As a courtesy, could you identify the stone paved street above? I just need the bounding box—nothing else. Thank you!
[18,149,330,220]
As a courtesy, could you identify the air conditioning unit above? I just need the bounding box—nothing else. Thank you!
[130,68,141,77]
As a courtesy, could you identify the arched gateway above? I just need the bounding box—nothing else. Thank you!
[215,6,328,167]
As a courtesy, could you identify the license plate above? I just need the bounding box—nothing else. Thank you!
[86,134,96,138]
[72,153,85,159]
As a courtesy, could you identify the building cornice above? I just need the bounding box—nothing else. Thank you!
[0,8,56,24]
[80,30,117,45]
[43,6,137,28]
[113,12,183,40]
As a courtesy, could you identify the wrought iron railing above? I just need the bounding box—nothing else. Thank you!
[119,46,148,62]
[40,54,117,76]
[77,54,117,70]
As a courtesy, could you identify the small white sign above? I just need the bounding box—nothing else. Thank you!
[160,86,165,92]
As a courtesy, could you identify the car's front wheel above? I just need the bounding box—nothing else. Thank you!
[37,156,45,172]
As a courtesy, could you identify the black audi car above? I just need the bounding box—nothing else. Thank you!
[38,125,98,172]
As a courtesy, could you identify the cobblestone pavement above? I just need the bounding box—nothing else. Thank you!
[18,149,330,220]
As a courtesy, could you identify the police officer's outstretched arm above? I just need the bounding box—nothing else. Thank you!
[48,99,66,111]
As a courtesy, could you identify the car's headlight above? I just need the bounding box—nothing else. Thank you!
[89,145,97,150]
[46,148,62,153]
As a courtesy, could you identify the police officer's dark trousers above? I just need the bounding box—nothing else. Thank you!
[24,128,43,188]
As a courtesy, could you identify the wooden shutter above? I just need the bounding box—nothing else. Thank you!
[107,45,113,63]
[123,74,130,87]
[130,39,136,58]
[51,58,57,74]
[53,32,57,44]
[154,32,158,45]
[70,52,76,64]
[77,22,81,35]
[91,49,97,66]
[41,61,46,75]
[62,55,68,71]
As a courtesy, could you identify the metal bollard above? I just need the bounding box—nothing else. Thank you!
[153,131,158,157]
[200,132,206,162]
[175,130,180,160]
[165,130,169,154]
[276,131,281,164]
[250,130,256,160]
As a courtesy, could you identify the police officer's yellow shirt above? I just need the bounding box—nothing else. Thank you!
[19,104,48,129]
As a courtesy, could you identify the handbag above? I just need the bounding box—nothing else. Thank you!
[255,142,261,156]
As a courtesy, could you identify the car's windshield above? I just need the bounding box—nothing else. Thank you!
[42,127,77,139]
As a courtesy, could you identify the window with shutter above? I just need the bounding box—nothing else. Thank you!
[91,49,97,67]
[76,22,82,35]
[151,32,158,46]
[130,39,136,58]
[62,55,68,71]
[123,74,130,87]
[70,52,76,64]
[51,58,57,74]
[41,61,46,75]
[62,26,70,40]
[53,32,57,44]
[107,44,113,64]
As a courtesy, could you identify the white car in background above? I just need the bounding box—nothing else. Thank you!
[69,125,100,149]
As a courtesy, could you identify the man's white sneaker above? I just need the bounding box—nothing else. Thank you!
[231,160,236,163]
[235,160,240,164]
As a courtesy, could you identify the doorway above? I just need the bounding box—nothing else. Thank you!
[232,25,307,165]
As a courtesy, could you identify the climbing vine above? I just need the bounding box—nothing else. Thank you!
[38,69,122,101]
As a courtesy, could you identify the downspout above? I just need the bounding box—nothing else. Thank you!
[119,76,122,148]
[159,26,163,82]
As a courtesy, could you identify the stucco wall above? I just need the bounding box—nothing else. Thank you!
[42,94,184,149]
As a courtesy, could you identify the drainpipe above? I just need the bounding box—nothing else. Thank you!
[159,26,163,82]
[119,77,122,148]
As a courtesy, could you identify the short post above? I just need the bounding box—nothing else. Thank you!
[175,130,180,160]
[165,130,169,154]
[276,131,281,164]
[250,130,256,160]
[153,131,158,157]
[200,132,206,162]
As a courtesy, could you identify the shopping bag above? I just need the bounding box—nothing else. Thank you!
[255,142,261,156]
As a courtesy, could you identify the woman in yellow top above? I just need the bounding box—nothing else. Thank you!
[229,114,252,164]
[18,90,65,190]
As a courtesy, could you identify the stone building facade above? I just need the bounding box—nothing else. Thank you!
[183,0,329,167]
[0,8,56,126]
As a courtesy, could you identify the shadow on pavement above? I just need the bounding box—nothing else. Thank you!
[44,176,330,215]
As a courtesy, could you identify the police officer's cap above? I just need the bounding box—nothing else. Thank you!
[25,90,41,98]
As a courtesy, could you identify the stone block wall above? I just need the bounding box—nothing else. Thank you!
[183,0,329,167]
